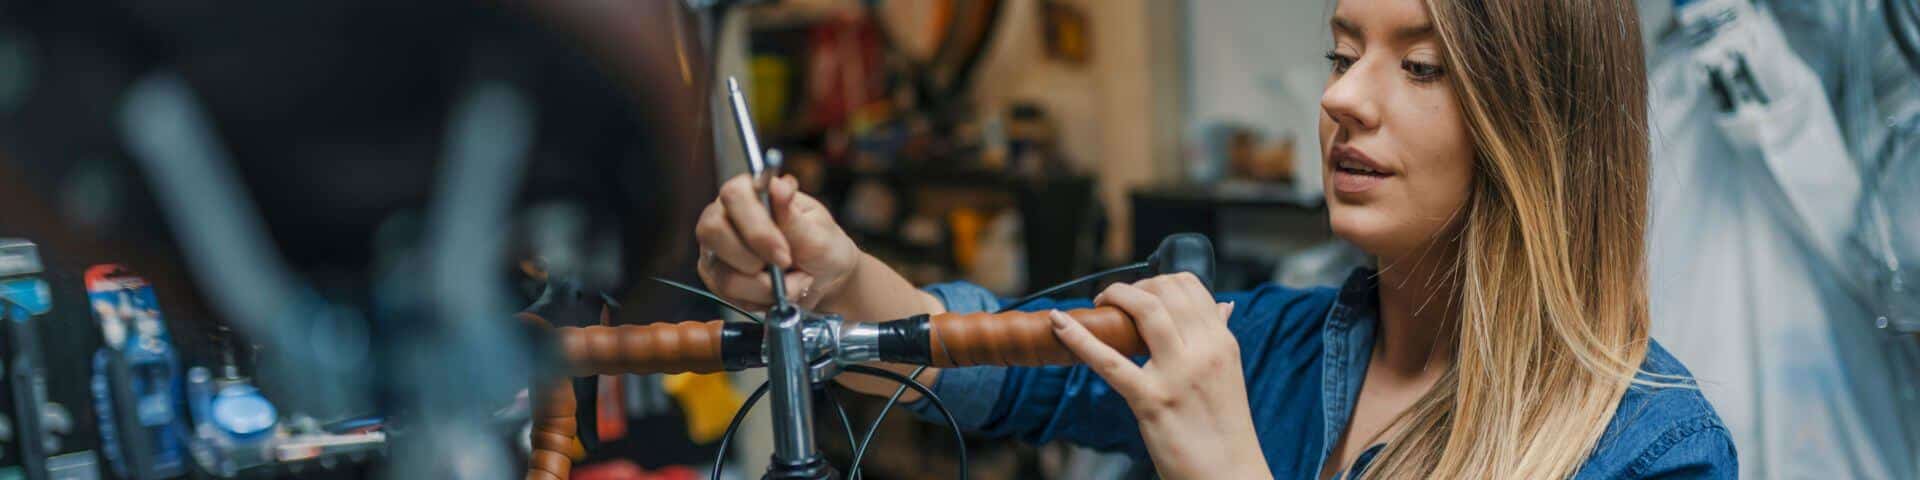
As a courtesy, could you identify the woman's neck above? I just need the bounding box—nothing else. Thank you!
[1371,245,1461,378]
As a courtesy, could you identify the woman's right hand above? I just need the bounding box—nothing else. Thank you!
[697,173,946,400]
[695,173,861,311]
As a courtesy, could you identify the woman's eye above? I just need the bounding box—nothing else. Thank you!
[1325,51,1357,74]
[1402,60,1445,81]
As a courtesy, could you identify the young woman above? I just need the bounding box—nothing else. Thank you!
[693,0,1736,477]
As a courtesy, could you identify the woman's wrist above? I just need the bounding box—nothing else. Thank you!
[814,253,943,321]
[1137,419,1271,479]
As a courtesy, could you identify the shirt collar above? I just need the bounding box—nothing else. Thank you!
[1316,267,1382,475]
[1335,267,1381,318]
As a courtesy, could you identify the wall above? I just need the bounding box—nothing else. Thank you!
[1185,0,1333,198]
[966,0,1185,262]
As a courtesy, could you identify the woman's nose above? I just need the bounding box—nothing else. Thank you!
[1321,63,1382,134]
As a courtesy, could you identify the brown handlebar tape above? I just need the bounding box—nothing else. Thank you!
[526,376,583,480]
[517,313,584,480]
[927,306,1146,367]
[556,320,728,376]
[520,315,726,480]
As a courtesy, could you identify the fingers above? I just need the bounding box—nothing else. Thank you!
[1140,273,1223,330]
[719,174,792,268]
[697,202,766,274]
[698,264,816,311]
[1050,310,1145,390]
[699,264,772,309]
[782,188,847,265]
[1174,272,1214,308]
[785,180,832,225]
[1096,282,1184,358]
[1137,275,1200,322]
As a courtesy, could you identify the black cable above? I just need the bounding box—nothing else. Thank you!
[710,381,771,480]
[846,364,924,480]
[653,276,763,323]
[997,262,1147,312]
[823,387,859,464]
[841,365,967,480]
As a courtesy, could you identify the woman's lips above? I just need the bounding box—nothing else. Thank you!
[1328,144,1391,194]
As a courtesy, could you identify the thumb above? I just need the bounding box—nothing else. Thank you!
[770,175,799,224]
[1217,302,1235,323]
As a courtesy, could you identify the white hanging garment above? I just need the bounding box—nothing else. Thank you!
[1644,0,1920,478]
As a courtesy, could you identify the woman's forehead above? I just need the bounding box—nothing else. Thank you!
[1331,0,1437,40]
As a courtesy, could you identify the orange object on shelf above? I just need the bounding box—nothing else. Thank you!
[948,207,983,270]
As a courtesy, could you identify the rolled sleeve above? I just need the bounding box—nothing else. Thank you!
[903,282,1007,429]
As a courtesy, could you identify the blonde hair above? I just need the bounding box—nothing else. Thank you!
[1360,1,1652,478]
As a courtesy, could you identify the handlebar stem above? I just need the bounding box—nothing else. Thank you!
[763,305,821,467]
[832,319,882,365]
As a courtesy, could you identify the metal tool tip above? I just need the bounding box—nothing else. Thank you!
[727,76,742,93]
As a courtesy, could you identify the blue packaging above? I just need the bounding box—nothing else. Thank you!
[85,265,188,479]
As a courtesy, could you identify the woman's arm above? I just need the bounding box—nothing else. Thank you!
[816,253,946,320]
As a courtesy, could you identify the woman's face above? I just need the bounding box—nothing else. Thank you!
[1319,0,1475,260]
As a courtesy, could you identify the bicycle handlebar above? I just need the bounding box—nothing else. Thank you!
[551,319,732,375]
[923,307,1145,366]
[522,307,1146,480]
[536,307,1146,374]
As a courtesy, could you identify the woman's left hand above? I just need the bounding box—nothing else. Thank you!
[1049,273,1271,480]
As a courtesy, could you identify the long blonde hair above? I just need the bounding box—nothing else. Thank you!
[1360,1,1653,478]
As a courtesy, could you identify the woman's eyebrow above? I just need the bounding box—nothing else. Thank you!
[1394,23,1436,41]
[1330,16,1360,36]
[1329,15,1435,41]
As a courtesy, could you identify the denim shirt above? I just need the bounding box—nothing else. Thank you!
[906,269,1737,478]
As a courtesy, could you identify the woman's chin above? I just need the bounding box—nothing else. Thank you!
[1328,206,1404,257]
[1329,205,1463,261]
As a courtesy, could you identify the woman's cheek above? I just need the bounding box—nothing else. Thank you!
[1408,95,1476,227]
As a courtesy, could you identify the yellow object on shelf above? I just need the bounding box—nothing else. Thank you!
[662,372,744,443]
[749,56,791,133]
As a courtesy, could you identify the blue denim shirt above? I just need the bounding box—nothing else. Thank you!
[906,268,1736,478]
